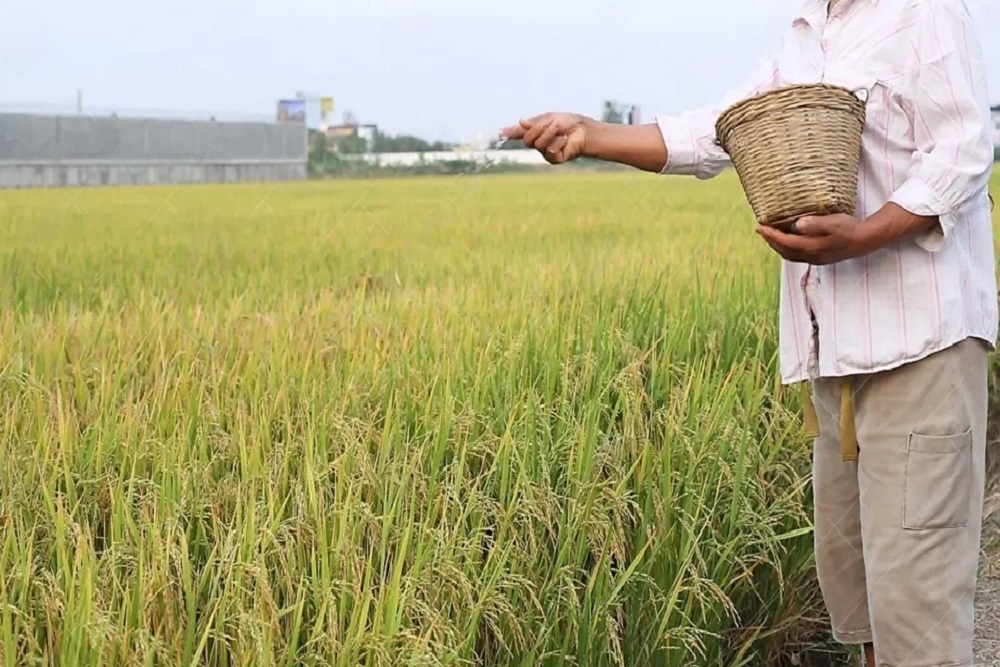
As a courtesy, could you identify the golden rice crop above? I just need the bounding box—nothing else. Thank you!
[1,170,995,666]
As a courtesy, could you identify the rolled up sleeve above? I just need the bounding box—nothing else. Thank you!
[655,48,781,180]
[887,0,994,252]
[655,108,731,179]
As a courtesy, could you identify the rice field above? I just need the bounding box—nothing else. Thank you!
[1,170,996,667]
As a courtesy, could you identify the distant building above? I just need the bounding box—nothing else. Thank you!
[325,123,378,152]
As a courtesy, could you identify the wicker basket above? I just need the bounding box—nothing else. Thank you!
[715,83,868,230]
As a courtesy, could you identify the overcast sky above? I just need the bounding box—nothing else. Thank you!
[1,0,997,143]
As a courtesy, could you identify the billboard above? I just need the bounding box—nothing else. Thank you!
[276,99,306,123]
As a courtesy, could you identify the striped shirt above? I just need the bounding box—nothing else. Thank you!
[655,0,997,384]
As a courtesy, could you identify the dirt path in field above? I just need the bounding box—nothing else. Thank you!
[977,419,1000,666]
[972,392,1000,666]
[975,465,1000,666]
[976,569,1000,666]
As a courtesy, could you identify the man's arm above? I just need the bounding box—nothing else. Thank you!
[580,121,668,173]
[862,203,940,248]
[505,45,781,176]
[886,0,994,251]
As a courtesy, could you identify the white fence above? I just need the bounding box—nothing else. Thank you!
[342,148,548,167]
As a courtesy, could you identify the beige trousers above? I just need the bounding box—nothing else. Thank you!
[810,337,989,667]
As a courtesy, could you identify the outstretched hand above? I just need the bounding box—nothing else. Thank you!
[501,113,589,164]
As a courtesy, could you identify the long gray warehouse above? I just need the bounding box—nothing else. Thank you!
[0,112,308,188]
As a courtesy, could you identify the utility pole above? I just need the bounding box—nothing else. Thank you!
[626,104,641,125]
[76,89,83,115]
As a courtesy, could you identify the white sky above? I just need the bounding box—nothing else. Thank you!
[1,0,997,143]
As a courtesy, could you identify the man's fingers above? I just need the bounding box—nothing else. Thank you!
[533,121,563,153]
[548,135,569,156]
[502,114,548,140]
[500,125,526,140]
[757,226,823,263]
[793,215,834,236]
[758,225,822,254]
[521,116,555,148]
[543,150,563,165]
[759,232,790,257]
[515,114,581,157]
[762,237,810,263]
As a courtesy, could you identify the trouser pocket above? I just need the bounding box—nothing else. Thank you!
[902,428,972,530]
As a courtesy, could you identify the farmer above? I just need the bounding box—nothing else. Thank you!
[501,0,997,665]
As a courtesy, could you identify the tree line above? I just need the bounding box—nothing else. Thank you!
[320,99,639,155]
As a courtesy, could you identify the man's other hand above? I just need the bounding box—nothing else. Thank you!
[756,214,872,265]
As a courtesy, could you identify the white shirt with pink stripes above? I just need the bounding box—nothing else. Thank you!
[656,0,997,385]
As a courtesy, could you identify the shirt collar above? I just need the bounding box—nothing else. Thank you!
[792,0,878,28]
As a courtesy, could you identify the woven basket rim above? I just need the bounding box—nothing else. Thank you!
[715,82,866,153]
